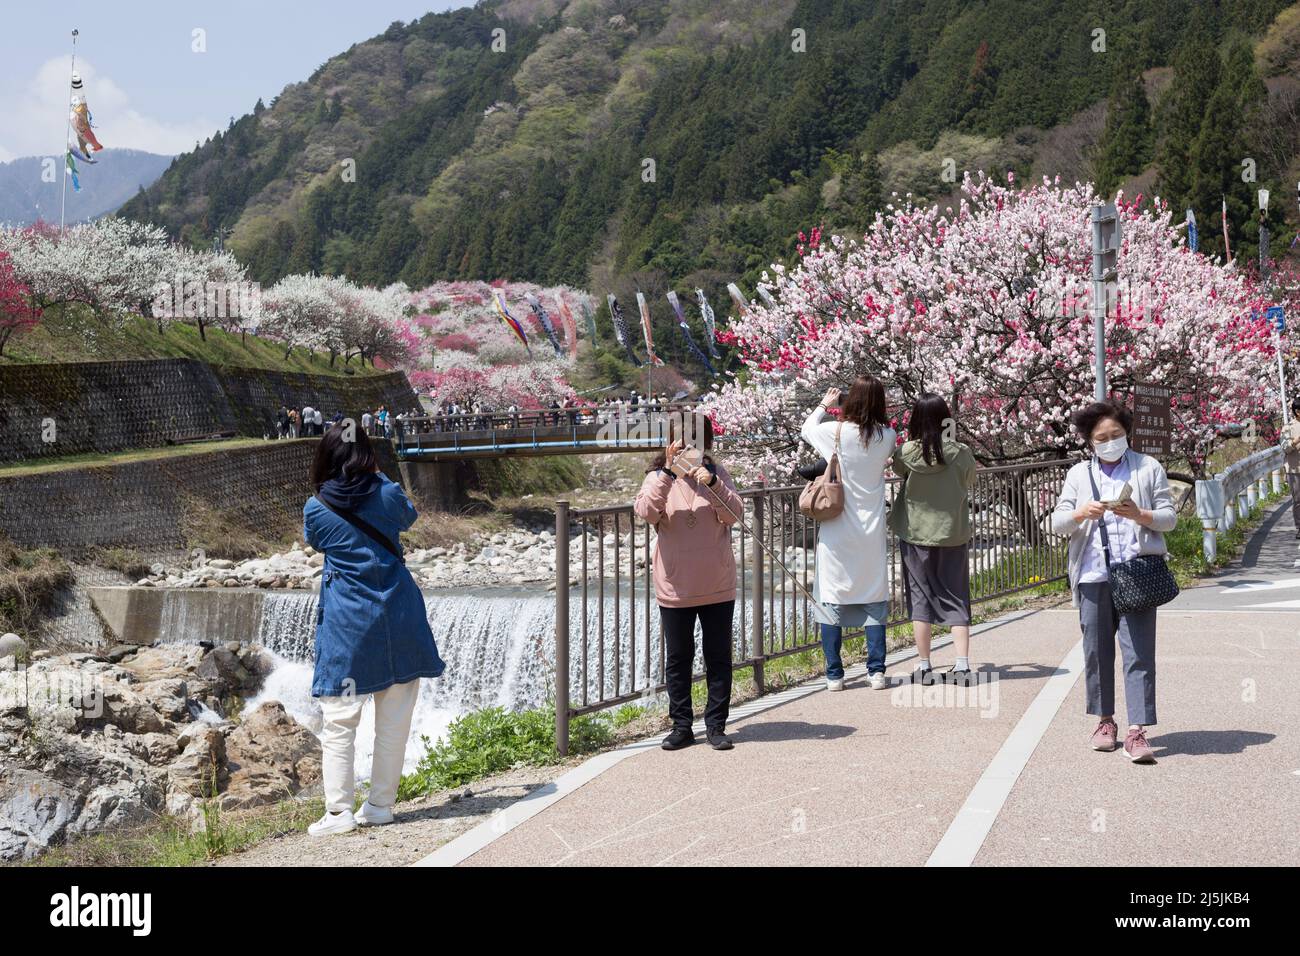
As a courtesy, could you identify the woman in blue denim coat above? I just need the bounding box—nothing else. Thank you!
[303,424,445,836]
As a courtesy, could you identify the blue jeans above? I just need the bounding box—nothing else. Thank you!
[821,623,886,679]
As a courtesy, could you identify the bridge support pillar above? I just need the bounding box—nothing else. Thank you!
[399,459,473,512]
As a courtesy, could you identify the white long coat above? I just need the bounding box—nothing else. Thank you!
[800,407,895,605]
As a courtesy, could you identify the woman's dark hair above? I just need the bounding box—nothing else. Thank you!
[907,392,953,465]
[310,422,379,490]
[841,376,889,445]
[647,412,714,472]
[1071,400,1133,445]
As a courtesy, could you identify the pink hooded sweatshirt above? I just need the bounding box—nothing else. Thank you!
[634,460,743,608]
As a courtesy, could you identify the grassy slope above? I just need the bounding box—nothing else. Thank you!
[0,306,384,377]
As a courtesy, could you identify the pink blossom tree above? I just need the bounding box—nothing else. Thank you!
[0,251,41,356]
[707,173,1276,481]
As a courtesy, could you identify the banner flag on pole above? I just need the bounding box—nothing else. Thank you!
[607,293,642,367]
[492,289,532,357]
[636,291,663,366]
[1186,209,1198,252]
[667,291,715,375]
[694,288,722,358]
[1221,195,1232,262]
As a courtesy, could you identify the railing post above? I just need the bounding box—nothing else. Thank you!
[750,481,765,694]
[1195,479,1223,565]
[555,500,570,757]
[1273,467,1283,496]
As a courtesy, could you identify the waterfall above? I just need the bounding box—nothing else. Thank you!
[169,584,807,778]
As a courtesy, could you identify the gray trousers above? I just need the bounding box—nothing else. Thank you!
[1078,580,1157,726]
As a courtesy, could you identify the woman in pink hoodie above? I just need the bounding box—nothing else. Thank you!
[634,415,743,752]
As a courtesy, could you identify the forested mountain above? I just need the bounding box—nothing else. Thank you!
[121,0,1300,321]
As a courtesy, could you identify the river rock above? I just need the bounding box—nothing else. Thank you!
[221,702,322,811]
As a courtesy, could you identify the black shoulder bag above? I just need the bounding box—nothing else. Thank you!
[315,496,405,564]
[1085,456,1177,615]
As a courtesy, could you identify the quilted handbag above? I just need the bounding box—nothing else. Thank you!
[798,422,844,521]
[1086,460,1179,614]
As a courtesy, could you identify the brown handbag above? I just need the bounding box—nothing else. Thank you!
[798,422,845,520]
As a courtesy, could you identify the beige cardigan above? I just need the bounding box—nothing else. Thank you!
[1050,452,1177,605]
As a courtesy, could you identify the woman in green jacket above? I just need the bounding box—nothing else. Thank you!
[890,393,977,683]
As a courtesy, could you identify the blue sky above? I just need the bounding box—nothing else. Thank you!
[0,0,470,162]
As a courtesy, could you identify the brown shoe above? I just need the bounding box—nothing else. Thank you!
[1124,727,1157,764]
[1090,719,1118,752]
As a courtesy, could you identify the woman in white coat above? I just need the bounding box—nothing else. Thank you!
[802,376,897,690]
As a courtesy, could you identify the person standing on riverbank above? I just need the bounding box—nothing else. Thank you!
[304,425,445,836]
[635,415,743,751]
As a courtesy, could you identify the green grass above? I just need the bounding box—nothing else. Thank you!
[1,304,384,376]
[397,704,614,800]
[0,437,275,478]
[1165,485,1286,585]
[24,799,324,867]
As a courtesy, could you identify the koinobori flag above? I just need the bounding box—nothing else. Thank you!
[526,293,564,356]
[726,282,750,317]
[492,289,532,356]
[557,298,580,358]
[695,288,722,358]
[580,301,598,343]
[636,292,663,366]
[667,291,715,375]
[607,293,642,367]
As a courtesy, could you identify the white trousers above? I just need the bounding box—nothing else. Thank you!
[318,679,420,813]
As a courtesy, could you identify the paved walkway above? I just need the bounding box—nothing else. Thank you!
[419,504,1300,867]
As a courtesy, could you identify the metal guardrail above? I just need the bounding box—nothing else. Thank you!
[1195,446,1286,562]
[553,458,1071,753]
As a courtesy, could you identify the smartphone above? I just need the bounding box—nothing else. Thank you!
[1101,482,1133,509]
[669,443,703,477]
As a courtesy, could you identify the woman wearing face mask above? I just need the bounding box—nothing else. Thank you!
[1051,400,1176,764]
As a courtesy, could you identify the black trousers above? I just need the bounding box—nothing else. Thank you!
[660,600,734,733]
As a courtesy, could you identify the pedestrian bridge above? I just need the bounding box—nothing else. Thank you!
[393,405,698,462]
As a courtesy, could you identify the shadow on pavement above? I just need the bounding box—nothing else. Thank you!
[1238,501,1288,569]
[1151,729,1276,757]
[732,720,856,743]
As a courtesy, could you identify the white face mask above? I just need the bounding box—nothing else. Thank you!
[1093,435,1128,463]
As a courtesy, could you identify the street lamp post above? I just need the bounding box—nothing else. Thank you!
[1090,202,1121,401]
[1261,189,1288,429]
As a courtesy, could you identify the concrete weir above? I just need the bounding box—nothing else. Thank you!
[89,585,271,646]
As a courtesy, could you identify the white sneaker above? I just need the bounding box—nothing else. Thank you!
[868,672,889,690]
[826,677,845,692]
[308,809,357,837]
[355,800,395,826]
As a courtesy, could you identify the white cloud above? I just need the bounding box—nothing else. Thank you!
[0,57,218,161]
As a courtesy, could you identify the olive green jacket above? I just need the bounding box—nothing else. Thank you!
[888,439,976,547]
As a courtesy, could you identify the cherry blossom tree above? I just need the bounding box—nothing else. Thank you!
[707,173,1276,481]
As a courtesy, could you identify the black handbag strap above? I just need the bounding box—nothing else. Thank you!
[315,495,405,564]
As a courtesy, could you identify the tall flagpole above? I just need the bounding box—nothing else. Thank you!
[60,28,79,234]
